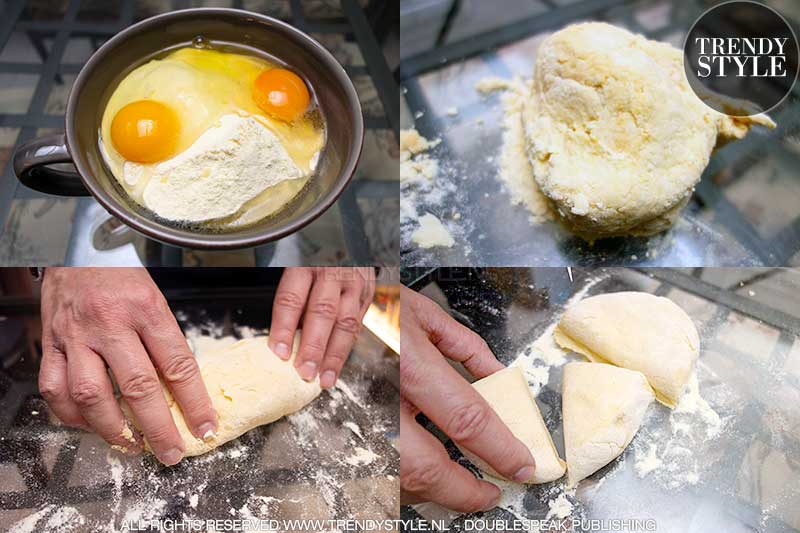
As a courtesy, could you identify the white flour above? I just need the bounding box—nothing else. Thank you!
[8,505,53,533]
[8,506,77,533]
[121,498,167,526]
[288,408,321,448]
[334,379,361,405]
[400,127,467,256]
[313,470,340,509]
[135,114,304,223]
[343,421,364,440]
[633,366,727,489]
[634,443,663,477]
[239,495,281,520]
[544,492,574,520]
[343,446,380,466]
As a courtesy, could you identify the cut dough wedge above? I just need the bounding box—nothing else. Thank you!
[457,366,566,484]
[554,291,699,407]
[120,335,321,461]
[563,362,654,487]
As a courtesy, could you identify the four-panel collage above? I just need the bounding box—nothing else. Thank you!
[0,0,798,532]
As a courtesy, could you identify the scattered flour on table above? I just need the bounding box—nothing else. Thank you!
[106,452,126,530]
[545,491,574,520]
[400,128,464,253]
[343,446,380,466]
[334,379,361,405]
[288,408,320,448]
[343,421,364,440]
[633,368,727,490]
[313,470,341,509]
[122,498,167,525]
[674,372,723,439]
[239,495,281,520]
[634,443,663,477]
[8,505,85,533]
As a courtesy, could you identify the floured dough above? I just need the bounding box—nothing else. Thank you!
[562,362,654,486]
[554,291,699,407]
[523,22,774,239]
[120,335,321,460]
[457,366,566,484]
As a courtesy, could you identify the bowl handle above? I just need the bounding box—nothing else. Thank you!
[13,133,90,196]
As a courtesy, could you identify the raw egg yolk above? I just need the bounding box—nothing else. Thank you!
[110,100,179,163]
[252,68,310,122]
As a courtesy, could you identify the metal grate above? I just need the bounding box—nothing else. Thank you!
[399,0,800,267]
[0,0,399,266]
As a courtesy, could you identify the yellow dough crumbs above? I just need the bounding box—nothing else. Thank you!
[400,128,441,183]
[411,212,455,248]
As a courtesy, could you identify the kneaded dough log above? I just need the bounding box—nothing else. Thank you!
[457,366,566,484]
[562,362,654,487]
[554,291,699,407]
[120,335,321,460]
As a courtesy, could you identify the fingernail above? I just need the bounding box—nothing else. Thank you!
[298,361,317,381]
[197,422,217,441]
[274,342,291,359]
[159,448,183,466]
[512,465,536,483]
[320,370,336,388]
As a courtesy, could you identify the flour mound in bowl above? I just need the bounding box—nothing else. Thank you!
[137,114,303,223]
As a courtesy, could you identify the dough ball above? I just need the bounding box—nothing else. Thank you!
[523,22,773,239]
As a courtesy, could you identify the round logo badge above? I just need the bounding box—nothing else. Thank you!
[683,0,798,117]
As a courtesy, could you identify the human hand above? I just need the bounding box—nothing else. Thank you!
[269,267,375,388]
[400,286,537,512]
[39,268,217,465]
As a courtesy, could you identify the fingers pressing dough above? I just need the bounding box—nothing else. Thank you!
[120,335,321,461]
[554,291,699,407]
[457,366,566,484]
[562,362,654,487]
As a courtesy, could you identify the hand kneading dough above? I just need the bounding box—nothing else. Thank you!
[120,335,321,460]
[562,362,654,487]
[457,366,566,484]
[554,291,699,407]
[523,22,774,239]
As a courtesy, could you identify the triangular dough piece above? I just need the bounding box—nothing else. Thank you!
[554,291,699,407]
[563,362,654,487]
[457,366,566,484]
